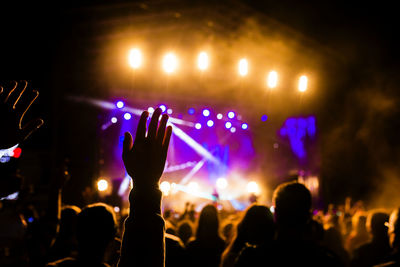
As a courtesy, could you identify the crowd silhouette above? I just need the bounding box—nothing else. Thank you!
[1,81,400,267]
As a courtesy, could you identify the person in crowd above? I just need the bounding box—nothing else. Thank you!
[323,213,350,266]
[222,222,234,247]
[177,220,193,246]
[375,208,400,266]
[351,211,390,267]
[186,204,226,267]
[346,212,370,256]
[118,108,172,267]
[165,233,186,267]
[47,203,117,267]
[235,181,342,266]
[47,206,81,262]
[221,204,275,267]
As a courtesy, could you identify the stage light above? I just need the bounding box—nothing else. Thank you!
[267,71,278,88]
[159,104,167,112]
[298,75,308,92]
[197,51,209,71]
[114,206,120,213]
[247,181,260,194]
[202,109,210,117]
[217,113,223,120]
[162,52,178,74]
[128,48,142,69]
[241,123,248,130]
[195,123,202,129]
[230,127,236,133]
[227,111,235,119]
[188,181,199,194]
[124,113,132,120]
[225,122,232,129]
[111,117,118,124]
[97,179,109,192]
[167,108,173,114]
[261,115,268,121]
[116,101,125,109]
[148,107,155,113]
[207,120,214,127]
[216,177,228,189]
[160,181,171,195]
[188,108,195,115]
[238,58,248,76]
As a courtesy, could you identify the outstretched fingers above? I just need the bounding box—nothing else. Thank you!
[134,111,149,145]
[161,125,172,161]
[156,114,169,145]
[147,108,162,141]
[122,132,133,160]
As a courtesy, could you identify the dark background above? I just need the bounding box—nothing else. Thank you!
[1,0,399,208]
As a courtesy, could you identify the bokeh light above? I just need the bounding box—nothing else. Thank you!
[116,101,124,109]
[230,127,236,133]
[162,52,178,74]
[123,113,132,120]
[241,123,248,130]
[298,75,308,92]
[197,51,209,71]
[225,121,232,129]
[195,123,202,129]
[167,108,173,114]
[261,115,268,121]
[202,109,210,117]
[207,120,214,127]
[160,181,171,195]
[238,58,248,76]
[228,111,235,119]
[148,107,155,113]
[159,104,167,112]
[216,177,228,189]
[111,117,118,124]
[217,113,223,120]
[247,181,260,194]
[267,71,278,88]
[188,108,195,115]
[128,48,142,69]
[187,181,199,194]
[97,179,109,192]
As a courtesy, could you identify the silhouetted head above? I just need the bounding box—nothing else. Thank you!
[352,212,367,235]
[273,182,312,228]
[236,204,275,245]
[388,208,400,248]
[196,204,221,242]
[76,203,116,261]
[177,220,193,245]
[367,211,389,240]
[58,205,81,238]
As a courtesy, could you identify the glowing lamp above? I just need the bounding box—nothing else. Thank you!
[247,181,260,194]
[267,71,278,88]
[116,101,124,109]
[197,52,209,71]
[123,113,132,120]
[97,179,109,192]
[216,178,228,189]
[298,75,308,92]
[128,48,142,69]
[241,123,248,130]
[225,122,232,129]
[217,113,223,120]
[202,109,210,117]
[195,123,202,129]
[238,58,248,76]
[207,120,214,127]
[111,117,118,124]
[162,53,178,74]
[227,111,235,119]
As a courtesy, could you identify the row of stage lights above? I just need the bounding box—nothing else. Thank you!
[111,101,251,132]
[128,48,309,92]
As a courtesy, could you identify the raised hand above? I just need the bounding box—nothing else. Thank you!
[122,108,172,188]
[0,81,44,149]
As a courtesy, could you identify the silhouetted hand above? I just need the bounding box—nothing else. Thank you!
[0,81,43,149]
[122,108,172,188]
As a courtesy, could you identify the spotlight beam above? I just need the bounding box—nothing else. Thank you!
[178,158,207,185]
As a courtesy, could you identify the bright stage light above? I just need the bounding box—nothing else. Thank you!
[247,181,260,194]
[128,48,142,69]
[217,113,223,120]
[207,120,214,127]
[195,123,202,129]
[159,104,167,112]
[241,123,248,130]
[188,182,199,194]
[148,107,155,113]
[111,117,118,124]
[160,181,171,195]
[162,52,178,74]
[202,109,210,117]
[298,75,308,92]
[167,108,173,114]
[227,111,235,119]
[230,127,236,133]
[197,51,209,70]
[97,179,109,192]
[225,121,232,129]
[238,58,248,76]
[267,71,278,88]
[216,177,228,189]
[124,113,132,120]
[116,101,125,109]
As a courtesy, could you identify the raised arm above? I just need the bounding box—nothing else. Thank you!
[118,107,172,267]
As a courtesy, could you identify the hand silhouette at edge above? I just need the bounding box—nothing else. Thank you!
[0,81,44,149]
[122,108,172,188]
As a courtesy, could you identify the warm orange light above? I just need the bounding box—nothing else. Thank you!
[298,75,308,92]
[267,71,278,88]
[197,52,209,70]
[162,52,178,74]
[128,48,142,69]
[238,58,248,76]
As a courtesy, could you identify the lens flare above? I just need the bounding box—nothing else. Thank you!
[267,71,278,88]
[128,48,142,69]
[97,179,109,192]
[162,52,178,74]
[238,58,248,76]
[197,51,209,70]
[298,75,308,92]
[216,177,228,189]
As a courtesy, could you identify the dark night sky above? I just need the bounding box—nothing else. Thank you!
[1,1,399,206]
